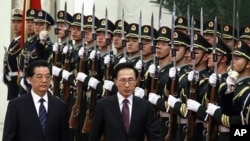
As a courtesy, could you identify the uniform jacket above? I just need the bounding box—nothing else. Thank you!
[2,93,69,141]
[89,94,162,141]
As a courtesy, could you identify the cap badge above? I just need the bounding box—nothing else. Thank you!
[76,14,81,20]
[178,18,183,23]
[30,10,35,15]
[59,11,63,18]
[118,21,122,27]
[131,25,136,31]
[245,27,250,33]
[162,27,166,34]
[194,34,198,40]
[144,27,149,33]
[101,20,105,26]
[224,25,229,32]
[208,21,214,27]
[88,17,92,22]
[237,41,242,48]
[173,32,178,38]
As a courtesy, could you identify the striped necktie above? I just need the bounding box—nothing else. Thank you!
[122,99,130,133]
[39,98,47,131]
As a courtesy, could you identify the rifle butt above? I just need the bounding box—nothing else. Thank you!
[165,108,178,141]
[206,117,218,141]
[69,105,80,129]
[82,110,92,133]
[53,76,60,97]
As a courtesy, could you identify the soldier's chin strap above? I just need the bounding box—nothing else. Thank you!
[195,52,206,67]
[237,59,249,74]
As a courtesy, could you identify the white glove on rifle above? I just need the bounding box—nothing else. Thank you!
[187,71,199,82]
[118,57,127,64]
[134,87,145,98]
[206,103,220,116]
[187,99,201,112]
[225,70,239,93]
[209,73,221,87]
[62,70,71,81]
[104,55,111,66]
[62,45,69,54]
[103,80,114,91]
[168,95,180,108]
[88,77,100,89]
[52,66,61,77]
[148,64,156,77]
[53,43,59,52]
[148,92,161,105]
[76,72,88,82]
[39,30,49,41]
[20,78,27,91]
[135,60,142,72]
[169,67,180,79]
[78,47,85,58]
[89,50,99,61]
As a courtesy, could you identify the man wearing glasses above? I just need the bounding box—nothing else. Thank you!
[89,63,161,141]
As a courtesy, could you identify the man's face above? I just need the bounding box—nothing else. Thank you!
[114,68,137,98]
[11,20,22,35]
[113,33,122,49]
[126,37,139,54]
[26,19,35,34]
[141,39,152,56]
[84,28,93,43]
[171,45,186,62]
[156,40,170,59]
[203,33,215,45]
[56,22,70,38]
[96,32,112,47]
[186,48,208,66]
[207,51,224,68]
[70,25,81,41]
[28,67,51,96]
[232,55,249,73]
[34,22,48,35]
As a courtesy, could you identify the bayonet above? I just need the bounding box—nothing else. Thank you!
[92,4,96,50]
[236,11,239,41]
[158,0,163,29]
[190,16,195,72]
[121,8,127,60]
[54,0,58,42]
[200,7,203,35]
[138,11,142,62]
[171,2,176,68]
[187,4,190,36]
[213,16,218,74]
[81,2,86,57]
[105,7,111,48]
[64,1,69,47]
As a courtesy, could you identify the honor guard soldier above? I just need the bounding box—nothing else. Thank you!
[125,23,141,66]
[3,8,23,100]
[203,20,221,45]
[168,33,211,141]
[18,9,37,95]
[206,40,250,140]
[221,24,237,49]
[187,37,232,141]
[112,19,129,66]
[18,10,55,93]
[147,26,172,139]
[239,25,250,46]
[175,16,188,35]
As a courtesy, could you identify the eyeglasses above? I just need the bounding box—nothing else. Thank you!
[118,78,136,85]
[33,74,51,80]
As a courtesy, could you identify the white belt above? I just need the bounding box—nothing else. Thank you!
[8,72,18,77]
[179,118,203,124]
[160,111,170,117]
[218,125,230,132]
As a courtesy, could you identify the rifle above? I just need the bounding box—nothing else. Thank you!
[184,16,197,141]
[137,11,145,89]
[62,2,71,102]
[121,9,127,61]
[3,46,11,84]
[165,3,178,140]
[103,7,113,97]
[52,0,61,97]
[82,3,98,133]
[206,17,219,141]
[69,2,85,129]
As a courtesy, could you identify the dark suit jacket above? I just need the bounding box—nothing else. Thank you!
[2,93,69,141]
[89,94,162,141]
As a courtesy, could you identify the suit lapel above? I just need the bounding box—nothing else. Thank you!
[110,95,128,134]
[129,96,140,134]
[25,94,43,133]
[45,94,55,131]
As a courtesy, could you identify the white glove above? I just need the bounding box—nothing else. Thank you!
[20,78,27,91]
[103,80,114,91]
[209,73,220,87]
[53,43,59,52]
[104,55,111,66]
[168,95,180,108]
[89,50,99,61]
[225,75,236,93]
[62,45,69,54]
[206,103,220,116]
[62,70,71,80]
[78,47,85,58]
[228,70,239,80]
[169,67,180,79]
[135,60,142,72]
[148,64,156,77]
[187,99,201,112]
[187,71,199,82]
[148,92,161,105]
[118,57,127,64]
[88,77,100,89]
[39,30,49,41]
[134,87,145,98]
[76,72,88,82]
[52,66,61,77]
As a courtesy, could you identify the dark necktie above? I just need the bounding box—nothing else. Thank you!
[122,99,130,133]
[39,98,47,131]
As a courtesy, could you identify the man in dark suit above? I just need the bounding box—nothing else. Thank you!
[89,63,161,141]
[2,60,69,141]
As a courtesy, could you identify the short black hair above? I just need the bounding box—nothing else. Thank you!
[112,63,138,79]
[26,60,51,77]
